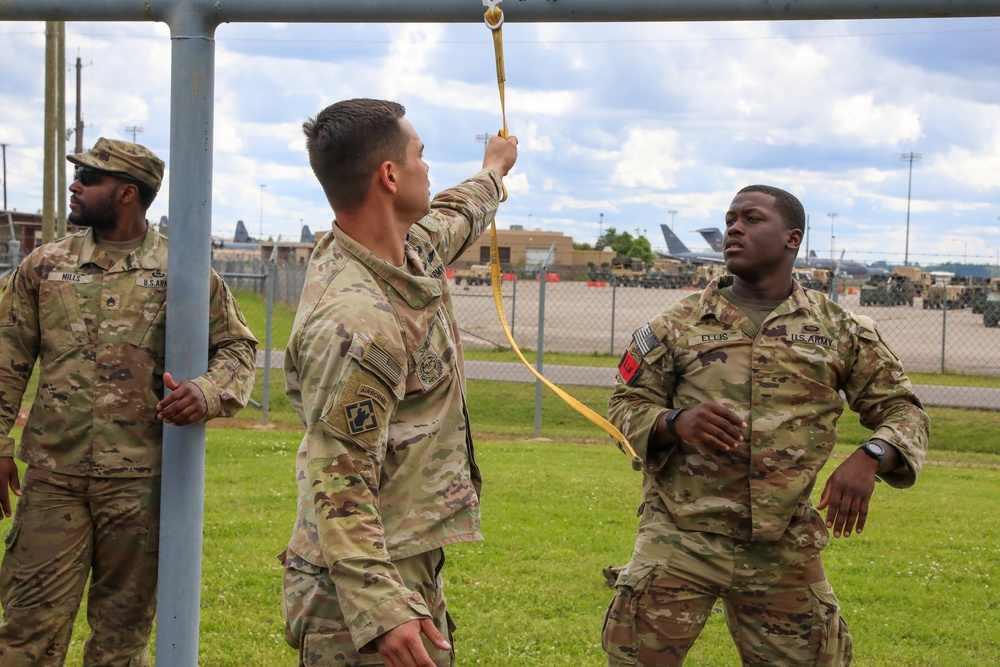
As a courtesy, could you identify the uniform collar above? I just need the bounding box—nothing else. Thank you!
[332,223,442,309]
[697,275,812,325]
[77,223,164,272]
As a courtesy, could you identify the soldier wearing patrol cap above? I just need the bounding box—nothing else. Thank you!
[280,99,517,667]
[0,138,258,665]
[603,184,929,667]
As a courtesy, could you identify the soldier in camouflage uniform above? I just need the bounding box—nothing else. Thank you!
[603,185,928,667]
[0,138,257,666]
[280,99,517,667]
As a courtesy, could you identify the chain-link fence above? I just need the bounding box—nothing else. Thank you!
[214,251,1000,413]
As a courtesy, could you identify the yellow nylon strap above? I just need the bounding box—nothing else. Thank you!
[482,2,639,464]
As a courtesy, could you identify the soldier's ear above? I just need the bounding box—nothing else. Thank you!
[786,227,803,251]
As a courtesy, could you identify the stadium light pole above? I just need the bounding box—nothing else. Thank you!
[828,213,837,263]
[900,151,922,266]
[668,209,678,231]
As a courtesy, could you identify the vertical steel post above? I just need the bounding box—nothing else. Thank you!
[610,280,617,355]
[941,290,948,374]
[534,271,546,438]
[262,244,277,425]
[157,8,217,664]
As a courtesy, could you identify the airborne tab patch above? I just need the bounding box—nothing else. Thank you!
[345,399,379,435]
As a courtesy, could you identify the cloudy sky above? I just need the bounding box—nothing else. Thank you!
[2,15,999,267]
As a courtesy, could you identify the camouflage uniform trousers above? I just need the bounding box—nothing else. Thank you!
[0,468,160,667]
[602,499,852,667]
[281,547,455,667]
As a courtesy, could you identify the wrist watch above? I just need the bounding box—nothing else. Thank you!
[859,441,886,464]
[664,408,685,439]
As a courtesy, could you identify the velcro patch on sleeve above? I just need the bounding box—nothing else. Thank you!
[618,350,641,385]
[631,323,661,358]
[321,366,391,455]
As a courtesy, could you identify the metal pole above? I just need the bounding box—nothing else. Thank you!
[56,21,67,238]
[534,270,545,438]
[900,151,921,266]
[2,144,8,210]
[610,279,617,355]
[74,56,84,154]
[157,7,216,663]
[262,243,277,425]
[510,275,516,336]
[42,20,57,245]
[940,288,948,374]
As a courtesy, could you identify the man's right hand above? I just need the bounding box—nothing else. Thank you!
[374,618,451,667]
[482,134,518,178]
[669,402,746,452]
[0,457,22,519]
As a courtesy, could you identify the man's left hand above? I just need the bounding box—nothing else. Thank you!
[157,372,208,426]
[817,450,880,538]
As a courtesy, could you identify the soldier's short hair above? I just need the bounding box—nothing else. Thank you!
[737,184,805,232]
[303,99,408,212]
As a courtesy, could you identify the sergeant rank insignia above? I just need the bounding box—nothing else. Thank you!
[345,399,379,435]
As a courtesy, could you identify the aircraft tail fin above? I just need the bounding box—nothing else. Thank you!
[660,224,692,255]
[234,220,252,243]
[300,225,314,243]
[696,228,725,252]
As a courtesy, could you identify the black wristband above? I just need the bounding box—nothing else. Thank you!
[665,408,685,439]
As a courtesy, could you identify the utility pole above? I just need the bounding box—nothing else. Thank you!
[74,55,85,153]
[42,20,58,244]
[56,21,67,237]
[126,125,145,143]
[827,213,837,264]
[1,143,8,210]
[900,151,922,266]
[598,212,604,247]
[805,213,810,266]
[668,209,678,231]
[475,132,490,157]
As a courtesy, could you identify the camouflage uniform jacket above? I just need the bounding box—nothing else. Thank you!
[0,227,258,476]
[609,275,929,543]
[284,169,502,650]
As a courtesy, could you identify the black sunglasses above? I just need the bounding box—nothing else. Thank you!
[74,165,143,188]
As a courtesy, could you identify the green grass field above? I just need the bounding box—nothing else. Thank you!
[4,379,999,665]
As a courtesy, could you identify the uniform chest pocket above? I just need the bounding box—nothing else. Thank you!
[409,310,457,393]
[124,285,167,353]
[39,278,94,356]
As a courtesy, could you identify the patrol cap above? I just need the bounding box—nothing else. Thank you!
[67,137,165,192]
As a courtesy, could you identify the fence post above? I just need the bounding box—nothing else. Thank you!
[510,275,516,335]
[534,245,555,438]
[610,279,617,355]
[534,270,546,438]
[940,291,948,374]
[262,243,277,425]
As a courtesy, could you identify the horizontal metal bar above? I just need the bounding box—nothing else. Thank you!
[3,0,1000,25]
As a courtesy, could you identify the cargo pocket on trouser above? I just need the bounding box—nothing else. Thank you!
[600,559,657,666]
[301,630,383,667]
[808,579,853,667]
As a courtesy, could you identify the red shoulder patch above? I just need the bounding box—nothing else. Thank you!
[618,350,640,385]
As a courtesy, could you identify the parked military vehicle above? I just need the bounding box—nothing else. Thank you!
[892,266,924,296]
[610,257,647,287]
[793,269,826,293]
[859,274,916,307]
[922,282,965,309]
[453,264,491,286]
[982,291,1000,327]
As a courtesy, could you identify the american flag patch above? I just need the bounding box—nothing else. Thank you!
[632,323,660,357]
